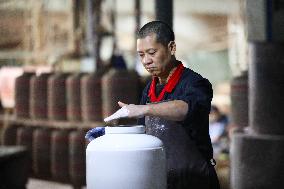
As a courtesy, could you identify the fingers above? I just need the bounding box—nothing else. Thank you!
[104,106,130,122]
[104,114,116,122]
[118,101,127,107]
[104,101,130,122]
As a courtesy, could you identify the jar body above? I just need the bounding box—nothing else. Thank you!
[86,126,166,189]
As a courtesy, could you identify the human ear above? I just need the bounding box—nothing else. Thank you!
[168,41,176,55]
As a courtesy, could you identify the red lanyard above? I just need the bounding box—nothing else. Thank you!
[148,63,185,102]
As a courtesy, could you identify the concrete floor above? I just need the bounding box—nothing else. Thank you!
[26,178,86,189]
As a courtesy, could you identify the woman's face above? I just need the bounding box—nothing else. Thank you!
[137,34,175,78]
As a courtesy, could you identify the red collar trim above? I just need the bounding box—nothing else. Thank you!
[148,63,185,102]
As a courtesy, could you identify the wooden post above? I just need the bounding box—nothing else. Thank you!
[155,0,173,29]
[134,0,141,51]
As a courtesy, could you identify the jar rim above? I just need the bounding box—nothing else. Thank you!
[105,125,145,134]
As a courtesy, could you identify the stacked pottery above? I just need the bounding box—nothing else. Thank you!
[48,73,70,121]
[69,129,88,187]
[15,72,34,118]
[102,69,140,124]
[51,129,71,182]
[30,73,51,119]
[33,127,53,179]
[66,73,85,121]
[81,72,104,122]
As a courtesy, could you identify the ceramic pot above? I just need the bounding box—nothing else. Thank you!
[86,125,166,189]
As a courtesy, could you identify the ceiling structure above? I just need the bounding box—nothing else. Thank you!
[112,0,239,57]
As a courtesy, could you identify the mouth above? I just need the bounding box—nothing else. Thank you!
[146,67,156,72]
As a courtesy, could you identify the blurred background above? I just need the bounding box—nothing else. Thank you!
[0,0,244,117]
[0,0,283,189]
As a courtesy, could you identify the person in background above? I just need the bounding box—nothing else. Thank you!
[86,21,220,189]
[209,105,229,155]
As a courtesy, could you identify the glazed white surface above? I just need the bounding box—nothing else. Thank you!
[86,126,167,189]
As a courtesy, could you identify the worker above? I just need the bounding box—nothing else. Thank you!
[209,105,229,155]
[86,20,220,189]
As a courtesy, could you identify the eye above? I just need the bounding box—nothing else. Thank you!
[138,53,144,58]
[148,51,156,56]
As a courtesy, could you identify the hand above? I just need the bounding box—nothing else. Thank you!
[85,127,105,142]
[104,101,147,122]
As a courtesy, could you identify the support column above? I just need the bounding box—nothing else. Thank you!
[155,0,173,29]
[249,43,284,135]
[134,0,141,52]
[231,1,284,189]
[231,43,284,188]
[85,0,102,71]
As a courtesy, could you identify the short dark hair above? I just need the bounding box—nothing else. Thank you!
[137,20,175,46]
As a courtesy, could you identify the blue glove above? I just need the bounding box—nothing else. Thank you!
[85,127,105,142]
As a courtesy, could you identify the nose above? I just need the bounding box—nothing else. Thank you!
[142,54,152,65]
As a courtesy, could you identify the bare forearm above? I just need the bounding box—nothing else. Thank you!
[144,100,188,121]
[105,100,189,122]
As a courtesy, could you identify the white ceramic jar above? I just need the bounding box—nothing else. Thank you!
[86,125,166,189]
